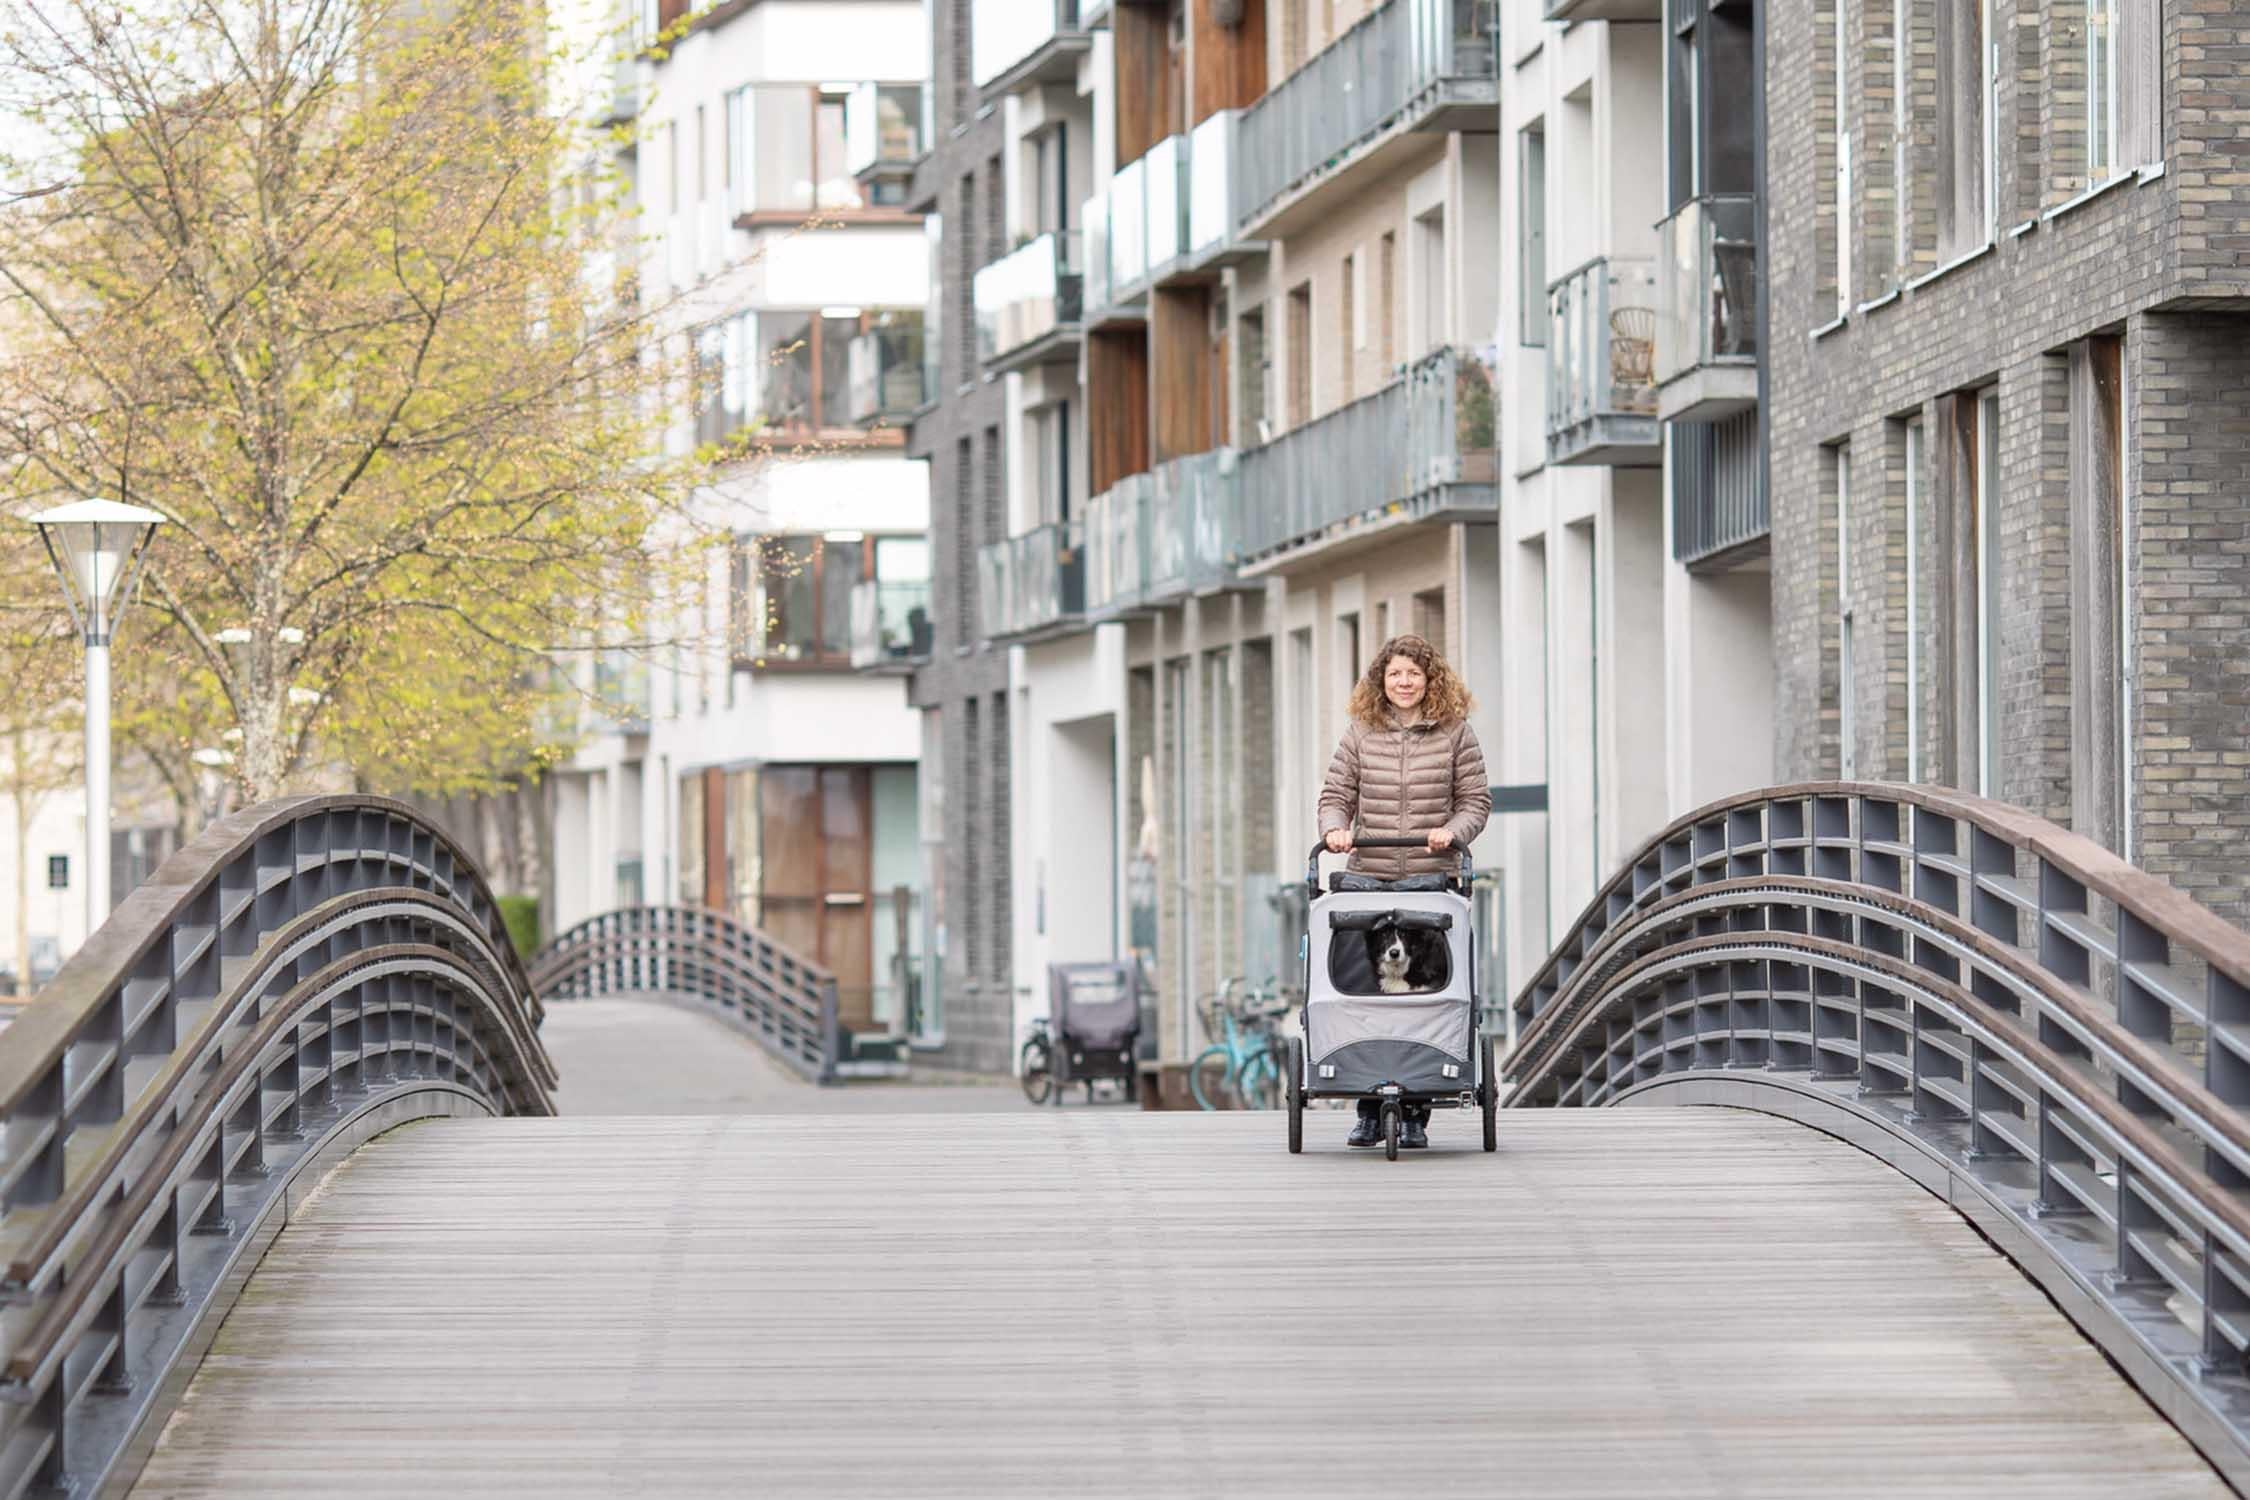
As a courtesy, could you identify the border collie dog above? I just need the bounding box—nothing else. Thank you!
[1372,922,1415,994]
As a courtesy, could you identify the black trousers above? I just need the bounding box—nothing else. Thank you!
[1356,1099,1431,1125]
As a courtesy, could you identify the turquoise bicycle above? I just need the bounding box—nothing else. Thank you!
[1189,978,1291,1111]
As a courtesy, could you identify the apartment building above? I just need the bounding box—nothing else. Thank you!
[547,0,936,1065]
[1768,0,2250,924]
[905,0,1505,1076]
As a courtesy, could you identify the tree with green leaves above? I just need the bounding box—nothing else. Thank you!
[0,0,708,805]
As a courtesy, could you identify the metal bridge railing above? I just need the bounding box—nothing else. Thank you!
[1502,782,2250,1489]
[0,795,556,1497]
[530,905,843,1084]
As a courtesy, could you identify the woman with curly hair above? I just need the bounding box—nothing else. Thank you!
[1316,632,1490,1148]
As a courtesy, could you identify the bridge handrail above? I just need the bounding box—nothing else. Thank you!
[530,904,843,1083]
[1503,781,2250,1487]
[0,794,557,1496]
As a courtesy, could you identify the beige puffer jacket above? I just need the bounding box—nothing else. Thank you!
[1317,715,1492,879]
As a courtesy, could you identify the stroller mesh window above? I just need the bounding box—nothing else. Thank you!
[1328,922,1452,997]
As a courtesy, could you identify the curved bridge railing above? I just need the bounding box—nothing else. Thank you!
[530,905,841,1083]
[0,795,557,1498]
[1503,782,2250,1490]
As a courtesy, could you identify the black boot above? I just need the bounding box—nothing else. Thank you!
[1401,1115,1429,1149]
[1347,1104,1381,1147]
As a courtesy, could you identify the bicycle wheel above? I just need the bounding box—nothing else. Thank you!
[1188,1047,1232,1111]
[1020,1040,1053,1106]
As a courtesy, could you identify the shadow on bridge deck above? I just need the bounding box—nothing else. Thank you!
[542,996,1025,1115]
[129,1108,2225,1498]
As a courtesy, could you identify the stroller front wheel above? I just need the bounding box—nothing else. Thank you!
[1382,1100,1401,1162]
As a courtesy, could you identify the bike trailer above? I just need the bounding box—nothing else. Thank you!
[1048,962,1141,1089]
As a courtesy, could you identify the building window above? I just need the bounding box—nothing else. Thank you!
[1378,232,1397,371]
[1239,305,1270,445]
[1834,443,1856,779]
[1414,206,1447,353]
[1287,281,1312,426]
[1029,401,1073,526]
[1413,587,1447,654]
[2087,0,2119,181]
[1892,0,1915,274]
[1339,250,1358,403]
[1030,125,1070,235]
[1902,415,1924,781]
[46,854,68,890]
[733,533,875,667]
[1936,0,1996,258]
[1833,0,1852,314]
[1338,611,1361,696]
[1519,124,1546,346]
[729,85,864,216]
[1967,387,2001,796]
[695,310,877,444]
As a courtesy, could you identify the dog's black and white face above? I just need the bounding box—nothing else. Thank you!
[1372,924,1413,993]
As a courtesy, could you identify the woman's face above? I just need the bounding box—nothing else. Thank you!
[1383,655,1428,714]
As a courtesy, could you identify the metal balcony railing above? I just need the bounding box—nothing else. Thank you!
[1084,473,1150,615]
[847,316,926,425]
[1670,409,1767,568]
[971,0,1086,90]
[1237,344,1498,560]
[1656,193,1759,387]
[973,231,1084,368]
[1234,0,1497,232]
[1087,449,1245,614]
[1545,255,1662,466]
[1544,0,1659,19]
[977,522,1087,640]
[849,578,934,669]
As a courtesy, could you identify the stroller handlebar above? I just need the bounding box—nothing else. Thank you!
[1303,835,1474,892]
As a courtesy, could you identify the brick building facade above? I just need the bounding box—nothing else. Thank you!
[1767,0,2250,922]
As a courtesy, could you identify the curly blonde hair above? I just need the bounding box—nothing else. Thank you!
[1347,633,1474,728]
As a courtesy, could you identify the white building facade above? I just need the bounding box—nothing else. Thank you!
[546,0,936,1060]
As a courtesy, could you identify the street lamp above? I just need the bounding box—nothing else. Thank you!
[29,499,166,931]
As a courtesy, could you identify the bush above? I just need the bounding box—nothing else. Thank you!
[498,895,542,962]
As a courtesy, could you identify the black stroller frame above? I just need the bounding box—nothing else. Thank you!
[1285,836,1499,1160]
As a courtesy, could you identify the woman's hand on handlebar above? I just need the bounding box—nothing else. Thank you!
[1427,828,1455,852]
[1323,829,1353,854]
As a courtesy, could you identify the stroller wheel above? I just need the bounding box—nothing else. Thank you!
[1382,1101,1400,1162]
[1481,1035,1499,1153]
[1285,1038,1304,1154]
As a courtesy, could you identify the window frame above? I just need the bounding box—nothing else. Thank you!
[733,532,885,671]
[695,307,912,448]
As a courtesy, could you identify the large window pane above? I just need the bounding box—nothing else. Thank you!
[751,87,814,212]
[820,538,862,653]
[815,96,861,210]
[764,536,820,659]
[757,312,815,428]
[819,314,857,428]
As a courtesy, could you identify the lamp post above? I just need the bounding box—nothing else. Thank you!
[29,500,166,932]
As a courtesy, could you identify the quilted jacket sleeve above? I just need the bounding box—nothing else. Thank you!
[1444,723,1492,845]
[1317,723,1362,837]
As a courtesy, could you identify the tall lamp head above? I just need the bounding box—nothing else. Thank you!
[29,499,166,646]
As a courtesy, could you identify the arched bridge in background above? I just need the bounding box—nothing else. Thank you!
[3,789,2249,1495]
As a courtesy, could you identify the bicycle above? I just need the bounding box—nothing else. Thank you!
[1189,978,1291,1111]
[1020,1016,1053,1105]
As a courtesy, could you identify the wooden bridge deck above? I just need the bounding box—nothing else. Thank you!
[132,1108,2227,1498]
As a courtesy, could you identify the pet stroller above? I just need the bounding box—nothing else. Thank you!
[1046,962,1142,1104]
[1285,837,1498,1160]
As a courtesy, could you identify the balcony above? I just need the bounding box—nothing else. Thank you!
[1655,193,1759,424]
[1545,255,1661,467]
[1085,450,1244,615]
[1234,0,1497,237]
[1082,139,1192,322]
[972,0,1089,96]
[593,650,651,735]
[973,231,1084,373]
[1671,409,1767,570]
[847,315,926,426]
[849,579,934,671]
[1186,111,1259,269]
[1237,345,1497,565]
[978,523,1087,642]
[1544,0,1659,19]
[845,83,925,206]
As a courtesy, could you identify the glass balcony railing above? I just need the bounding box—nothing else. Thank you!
[1237,345,1497,560]
[973,231,1084,368]
[1145,135,1189,276]
[978,522,1086,640]
[1085,138,1195,314]
[1545,0,1659,20]
[1085,451,1244,614]
[1108,155,1147,293]
[1084,473,1150,615]
[1545,255,1661,466]
[1234,0,1496,232]
[971,0,1086,90]
[1082,192,1110,313]
[1656,193,1759,388]
[1187,111,1243,260]
[845,83,925,201]
[847,314,926,425]
[849,578,934,669]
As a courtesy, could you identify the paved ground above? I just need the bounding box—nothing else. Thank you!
[541,996,1031,1115]
[132,1108,2225,1498]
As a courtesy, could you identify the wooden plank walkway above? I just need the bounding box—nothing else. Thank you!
[132,1109,2227,1498]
